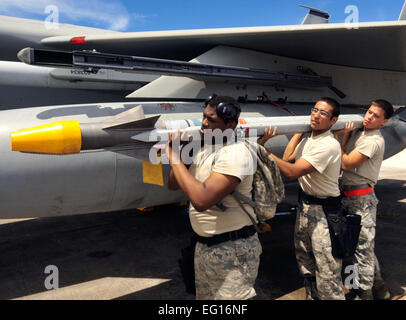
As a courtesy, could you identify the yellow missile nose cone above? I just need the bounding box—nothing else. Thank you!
[11,121,82,154]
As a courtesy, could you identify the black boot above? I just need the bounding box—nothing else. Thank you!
[373,271,391,300]
[304,276,319,300]
[356,288,374,300]
[347,288,373,300]
[345,288,357,300]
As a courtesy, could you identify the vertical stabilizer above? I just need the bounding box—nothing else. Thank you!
[300,5,330,24]
[399,0,406,20]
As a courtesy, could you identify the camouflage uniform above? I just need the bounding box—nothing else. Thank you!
[342,192,379,291]
[295,201,345,300]
[194,233,262,300]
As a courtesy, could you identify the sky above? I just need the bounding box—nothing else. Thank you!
[0,0,404,32]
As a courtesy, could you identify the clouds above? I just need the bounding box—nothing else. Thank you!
[0,0,144,31]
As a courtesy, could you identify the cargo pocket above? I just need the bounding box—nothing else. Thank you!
[362,194,378,228]
[235,235,261,270]
[359,196,377,228]
[343,195,377,228]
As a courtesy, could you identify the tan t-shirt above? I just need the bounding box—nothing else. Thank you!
[295,130,341,198]
[342,129,385,187]
[189,141,255,237]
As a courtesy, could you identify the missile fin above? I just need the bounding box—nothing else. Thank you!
[102,105,144,127]
[103,115,161,130]
[102,105,160,130]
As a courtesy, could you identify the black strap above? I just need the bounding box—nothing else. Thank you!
[211,142,259,230]
[232,192,262,233]
[342,184,371,191]
[298,188,341,207]
[195,225,256,247]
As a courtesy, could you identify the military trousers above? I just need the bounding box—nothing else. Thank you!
[294,202,345,300]
[342,192,379,291]
[194,233,262,300]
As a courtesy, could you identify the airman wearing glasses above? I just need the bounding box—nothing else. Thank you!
[258,97,344,300]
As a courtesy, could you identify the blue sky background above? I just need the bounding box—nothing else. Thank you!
[0,0,404,31]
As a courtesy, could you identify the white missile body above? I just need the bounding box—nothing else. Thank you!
[131,114,367,142]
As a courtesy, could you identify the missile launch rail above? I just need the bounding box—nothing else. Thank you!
[17,47,332,88]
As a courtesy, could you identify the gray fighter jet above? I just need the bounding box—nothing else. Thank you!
[0,4,405,219]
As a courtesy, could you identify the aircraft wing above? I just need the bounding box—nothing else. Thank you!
[40,21,406,72]
[0,15,117,62]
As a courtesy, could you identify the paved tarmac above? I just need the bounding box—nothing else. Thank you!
[0,149,405,300]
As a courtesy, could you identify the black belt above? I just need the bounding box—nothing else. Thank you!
[298,188,341,207]
[195,225,256,247]
[342,184,371,191]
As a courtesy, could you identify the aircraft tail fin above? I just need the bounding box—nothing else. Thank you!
[300,5,330,24]
[399,0,406,20]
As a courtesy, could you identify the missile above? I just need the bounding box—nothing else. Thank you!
[11,105,371,156]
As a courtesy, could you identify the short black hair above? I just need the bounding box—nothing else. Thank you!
[319,97,341,118]
[372,99,394,119]
[205,95,241,123]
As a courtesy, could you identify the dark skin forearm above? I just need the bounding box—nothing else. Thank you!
[170,161,202,200]
[170,161,239,212]
[166,130,240,212]
[168,168,180,190]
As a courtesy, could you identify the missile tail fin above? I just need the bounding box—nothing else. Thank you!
[103,115,161,130]
[102,105,160,130]
[399,0,406,20]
